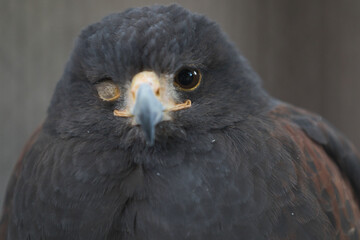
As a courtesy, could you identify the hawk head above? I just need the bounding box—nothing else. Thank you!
[45,4,268,150]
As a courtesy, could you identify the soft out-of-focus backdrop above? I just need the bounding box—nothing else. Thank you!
[1,0,360,207]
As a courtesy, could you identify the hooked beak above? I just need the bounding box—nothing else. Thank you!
[113,71,191,146]
[132,82,164,145]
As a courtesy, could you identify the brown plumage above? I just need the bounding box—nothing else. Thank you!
[269,104,360,239]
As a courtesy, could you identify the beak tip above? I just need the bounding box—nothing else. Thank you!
[146,138,155,147]
[144,127,155,146]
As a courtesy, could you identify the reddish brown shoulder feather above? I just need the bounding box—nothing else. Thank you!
[270,103,360,239]
[0,125,42,240]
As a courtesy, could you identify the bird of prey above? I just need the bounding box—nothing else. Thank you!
[1,4,360,240]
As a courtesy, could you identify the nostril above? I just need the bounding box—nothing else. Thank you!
[155,88,160,96]
[131,90,136,100]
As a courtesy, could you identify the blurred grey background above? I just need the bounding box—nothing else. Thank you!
[1,0,360,208]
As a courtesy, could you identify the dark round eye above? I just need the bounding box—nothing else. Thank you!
[174,68,201,91]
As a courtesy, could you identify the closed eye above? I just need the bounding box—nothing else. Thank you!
[94,79,121,101]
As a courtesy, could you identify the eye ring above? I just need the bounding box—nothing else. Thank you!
[94,79,121,101]
[174,67,201,91]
